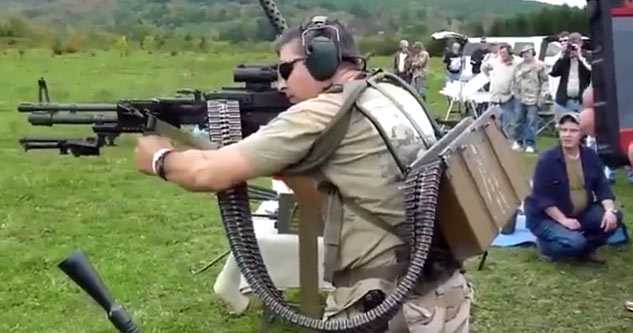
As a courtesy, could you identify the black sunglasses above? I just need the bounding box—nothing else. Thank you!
[277,58,304,80]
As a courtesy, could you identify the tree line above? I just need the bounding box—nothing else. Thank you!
[0,4,589,57]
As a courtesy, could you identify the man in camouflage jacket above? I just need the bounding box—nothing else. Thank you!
[511,45,549,153]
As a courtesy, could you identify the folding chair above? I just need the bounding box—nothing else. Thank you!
[537,109,556,136]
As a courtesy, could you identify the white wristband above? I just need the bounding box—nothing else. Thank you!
[152,148,173,175]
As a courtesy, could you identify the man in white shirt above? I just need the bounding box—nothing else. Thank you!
[482,43,520,140]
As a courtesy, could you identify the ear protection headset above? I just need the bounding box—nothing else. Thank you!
[301,16,342,81]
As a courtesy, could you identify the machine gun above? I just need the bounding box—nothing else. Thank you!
[18,64,289,156]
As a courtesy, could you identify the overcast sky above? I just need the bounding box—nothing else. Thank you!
[526,0,587,7]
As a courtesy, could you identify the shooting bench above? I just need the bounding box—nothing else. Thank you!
[213,182,328,332]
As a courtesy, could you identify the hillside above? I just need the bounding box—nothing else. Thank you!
[0,0,552,40]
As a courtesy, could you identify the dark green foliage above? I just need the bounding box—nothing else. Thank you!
[0,0,551,43]
[465,5,589,37]
[0,0,591,56]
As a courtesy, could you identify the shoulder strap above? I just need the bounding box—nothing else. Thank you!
[320,182,410,284]
[283,79,369,176]
[344,197,409,244]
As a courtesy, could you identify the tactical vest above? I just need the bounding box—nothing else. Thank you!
[283,71,459,288]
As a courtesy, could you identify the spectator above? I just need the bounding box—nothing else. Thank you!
[443,41,463,83]
[482,43,520,139]
[558,31,570,54]
[470,37,490,75]
[393,39,411,82]
[481,43,498,92]
[407,41,430,100]
[482,43,498,64]
[579,87,633,184]
[550,32,591,119]
[524,112,623,263]
[511,45,549,153]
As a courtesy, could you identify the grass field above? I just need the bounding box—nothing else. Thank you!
[1,49,633,333]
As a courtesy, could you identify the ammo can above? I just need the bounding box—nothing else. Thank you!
[411,107,531,261]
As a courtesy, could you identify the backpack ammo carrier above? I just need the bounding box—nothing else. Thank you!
[206,71,529,332]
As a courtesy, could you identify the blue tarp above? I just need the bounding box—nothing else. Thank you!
[492,214,629,248]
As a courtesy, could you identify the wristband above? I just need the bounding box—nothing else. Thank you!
[152,148,173,176]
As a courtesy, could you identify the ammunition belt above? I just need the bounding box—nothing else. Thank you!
[208,99,447,332]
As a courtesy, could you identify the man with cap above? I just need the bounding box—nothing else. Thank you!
[393,39,411,82]
[524,111,623,263]
[511,44,549,153]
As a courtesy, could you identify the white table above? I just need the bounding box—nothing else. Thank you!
[213,195,333,315]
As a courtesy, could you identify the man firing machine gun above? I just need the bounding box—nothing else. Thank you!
[15,0,531,332]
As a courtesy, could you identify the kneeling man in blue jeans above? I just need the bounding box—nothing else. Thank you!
[524,112,623,263]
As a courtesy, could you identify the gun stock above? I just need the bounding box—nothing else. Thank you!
[58,250,142,333]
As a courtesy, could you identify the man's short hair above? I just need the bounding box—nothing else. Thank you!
[559,31,570,39]
[274,17,362,68]
[498,43,512,52]
[569,32,583,45]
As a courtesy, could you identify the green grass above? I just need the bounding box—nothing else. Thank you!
[1,49,633,332]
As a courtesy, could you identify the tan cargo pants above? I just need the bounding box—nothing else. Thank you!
[330,271,472,333]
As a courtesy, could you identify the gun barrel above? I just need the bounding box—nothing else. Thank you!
[22,142,63,150]
[28,112,118,126]
[18,103,118,113]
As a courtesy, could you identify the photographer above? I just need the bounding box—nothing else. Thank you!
[550,32,592,120]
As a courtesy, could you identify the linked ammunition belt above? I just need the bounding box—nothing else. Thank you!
[207,100,445,332]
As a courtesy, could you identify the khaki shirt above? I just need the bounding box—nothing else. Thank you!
[234,81,437,316]
[512,60,549,106]
[565,154,588,216]
[408,51,430,78]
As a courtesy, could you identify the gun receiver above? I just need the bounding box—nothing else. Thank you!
[58,250,142,333]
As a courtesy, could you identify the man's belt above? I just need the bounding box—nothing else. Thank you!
[332,244,461,295]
